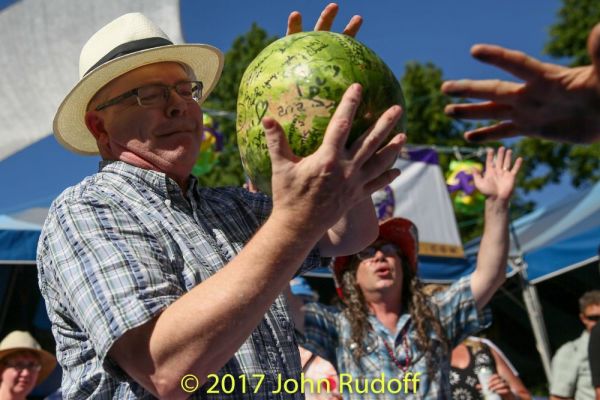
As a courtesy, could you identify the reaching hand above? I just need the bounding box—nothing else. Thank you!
[473,147,522,202]
[441,22,600,144]
[286,3,362,37]
[263,84,405,235]
[485,373,515,399]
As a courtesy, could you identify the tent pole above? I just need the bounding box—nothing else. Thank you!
[512,257,552,382]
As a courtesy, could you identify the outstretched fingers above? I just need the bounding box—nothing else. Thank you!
[441,79,522,103]
[349,105,404,164]
[286,11,302,35]
[470,44,561,81]
[286,3,362,37]
[464,121,520,143]
[510,156,523,175]
[497,147,524,176]
[360,133,405,182]
[321,84,362,150]
[444,101,513,121]
[342,15,363,37]
[314,3,338,32]
[494,146,506,171]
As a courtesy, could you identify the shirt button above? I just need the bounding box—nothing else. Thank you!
[165,199,172,207]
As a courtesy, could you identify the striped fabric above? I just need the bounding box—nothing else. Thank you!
[38,161,321,399]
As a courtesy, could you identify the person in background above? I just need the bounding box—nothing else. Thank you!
[422,284,532,400]
[288,277,341,400]
[450,337,531,400]
[442,22,600,144]
[0,331,56,400]
[588,321,600,400]
[550,290,600,400]
[295,146,522,399]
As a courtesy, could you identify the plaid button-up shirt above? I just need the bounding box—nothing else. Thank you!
[301,276,491,399]
[37,161,321,399]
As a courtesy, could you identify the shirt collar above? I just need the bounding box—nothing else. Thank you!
[98,160,199,200]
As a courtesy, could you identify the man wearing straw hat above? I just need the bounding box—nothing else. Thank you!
[0,331,56,400]
[37,4,405,400]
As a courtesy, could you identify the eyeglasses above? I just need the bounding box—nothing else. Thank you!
[585,315,600,322]
[95,80,203,111]
[357,243,400,261]
[3,361,42,372]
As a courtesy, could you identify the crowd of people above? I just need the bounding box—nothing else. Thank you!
[1,2,599,399]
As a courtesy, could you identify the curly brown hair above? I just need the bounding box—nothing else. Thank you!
[340,253,449,378]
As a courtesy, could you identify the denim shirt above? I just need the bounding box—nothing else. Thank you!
[302,275,491,399]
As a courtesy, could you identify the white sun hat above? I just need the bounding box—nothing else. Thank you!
[53,12,224,155]
[0,330,57,385]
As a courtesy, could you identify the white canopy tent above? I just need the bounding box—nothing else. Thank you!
[0,0,184,161]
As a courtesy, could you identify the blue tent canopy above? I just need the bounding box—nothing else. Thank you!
[464,181,600,283]
[0,214,42,264]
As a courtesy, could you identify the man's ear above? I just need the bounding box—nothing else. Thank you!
[84,111,109,146]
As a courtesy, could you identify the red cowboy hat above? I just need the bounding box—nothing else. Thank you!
[331,217,419,298]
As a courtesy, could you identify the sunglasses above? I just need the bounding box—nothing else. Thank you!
[357,243,400,260]
[585,315,600,322]
[3,361,42,372]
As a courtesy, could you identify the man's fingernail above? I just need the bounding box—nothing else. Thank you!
[262,118,275,129]
[465,132,482,142]
[473,52,491,62]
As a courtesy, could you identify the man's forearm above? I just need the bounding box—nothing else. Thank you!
[110,216,321,398]
[471,198,510,310]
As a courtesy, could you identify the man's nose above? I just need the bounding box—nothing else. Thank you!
[165,89,189,118]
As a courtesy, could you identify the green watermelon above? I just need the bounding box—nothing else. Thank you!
[236,31,406,194]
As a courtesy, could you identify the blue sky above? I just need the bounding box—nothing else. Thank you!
[0,0,578,214]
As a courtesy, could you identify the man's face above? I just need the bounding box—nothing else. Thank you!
[0,353,40,397]
[86,62,203,183]
[355,240,404,297]
[580,303,600,332]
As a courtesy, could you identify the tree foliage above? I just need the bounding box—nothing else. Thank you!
[545,0,600,66]
[401,62,478,168]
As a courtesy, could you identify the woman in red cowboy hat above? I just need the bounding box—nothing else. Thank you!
[296,147,522,399]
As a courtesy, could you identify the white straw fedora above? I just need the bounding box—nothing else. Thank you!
[0,331,57,385]
[53,12,224,155]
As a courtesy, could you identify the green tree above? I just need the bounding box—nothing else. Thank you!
[198,24,277,187]
[545,0,600,66]
[401,62,476,168]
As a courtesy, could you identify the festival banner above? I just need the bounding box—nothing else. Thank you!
[373,148,464,258]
